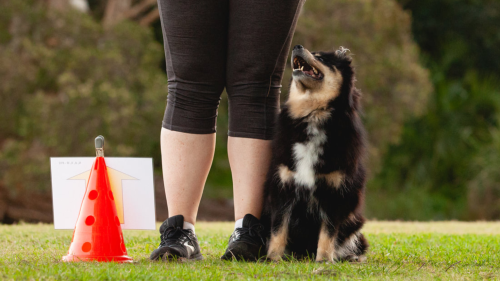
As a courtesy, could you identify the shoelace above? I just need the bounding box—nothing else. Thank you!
[232,224,265,245]
[159,226,194,247]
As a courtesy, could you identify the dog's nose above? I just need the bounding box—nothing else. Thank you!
[293,45,303,50]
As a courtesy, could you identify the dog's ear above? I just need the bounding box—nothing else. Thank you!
[335,47,352,63]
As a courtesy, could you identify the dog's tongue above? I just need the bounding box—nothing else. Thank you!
[304,69,314,76]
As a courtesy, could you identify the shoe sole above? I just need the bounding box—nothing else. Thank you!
[189,253,204,261]
[221,242,266,261]
[220,249,262,262]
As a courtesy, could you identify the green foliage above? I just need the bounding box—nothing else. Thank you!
[399,0,500,77]
[369,0,500,220]
[468,126,500,220]
[1,222,499,280]
[368,59,500,220]
[0,1,166,201]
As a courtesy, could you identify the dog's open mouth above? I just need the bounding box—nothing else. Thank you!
[293,56,323,79]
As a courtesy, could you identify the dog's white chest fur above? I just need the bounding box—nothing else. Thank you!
[292,123,327,188]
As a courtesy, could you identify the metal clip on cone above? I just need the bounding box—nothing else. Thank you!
[95,135,104,157]
[62,135,133,263]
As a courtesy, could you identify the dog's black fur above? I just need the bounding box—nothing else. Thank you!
[261,45,368,262]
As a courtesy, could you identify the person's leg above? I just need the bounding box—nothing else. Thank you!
[151,0,228,261]
[221,0,305,261]
[228,137,271,221]
[226,0,305,221]
[156,0,228,224]
[161,128,215,225]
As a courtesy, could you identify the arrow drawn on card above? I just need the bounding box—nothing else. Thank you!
[69,168,137,224]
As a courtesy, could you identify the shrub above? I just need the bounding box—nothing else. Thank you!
[368,66,500,220]
[0,1,166,221]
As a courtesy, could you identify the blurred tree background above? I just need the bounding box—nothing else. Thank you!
[0,0,166,222]
[368,0,500,220]
[0,0,499,223]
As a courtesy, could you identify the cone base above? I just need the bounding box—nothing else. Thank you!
[62,254,133,263]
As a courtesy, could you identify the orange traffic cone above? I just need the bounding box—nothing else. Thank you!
[63,136,133,263]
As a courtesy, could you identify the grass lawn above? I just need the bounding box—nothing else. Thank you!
[0,221,499,280]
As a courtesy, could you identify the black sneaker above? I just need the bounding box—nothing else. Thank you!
[149,215,203,261]
[220,214,266,261]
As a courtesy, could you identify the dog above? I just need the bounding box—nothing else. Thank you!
[261,45,368,263]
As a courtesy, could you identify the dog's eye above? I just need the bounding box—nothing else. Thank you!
[317,57,324,62]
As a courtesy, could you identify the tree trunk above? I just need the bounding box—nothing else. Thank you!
[103,0,159,28]
[103,0,133,28]
[139,7,159,26]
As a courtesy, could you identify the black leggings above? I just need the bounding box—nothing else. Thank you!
[157,0,305,140]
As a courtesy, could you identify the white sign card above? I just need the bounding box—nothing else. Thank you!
[50,157,156,230]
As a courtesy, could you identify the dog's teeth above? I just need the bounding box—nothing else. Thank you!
[300,66,304,71]
[313,67,318,75]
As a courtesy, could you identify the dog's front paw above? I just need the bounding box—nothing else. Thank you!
[266,251,283,262]
[315,256,336,264]
[266,235,287,262]
[340,255,367,263]
[351,255,367,263]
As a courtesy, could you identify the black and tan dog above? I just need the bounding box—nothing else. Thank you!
[261,45,368,263]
